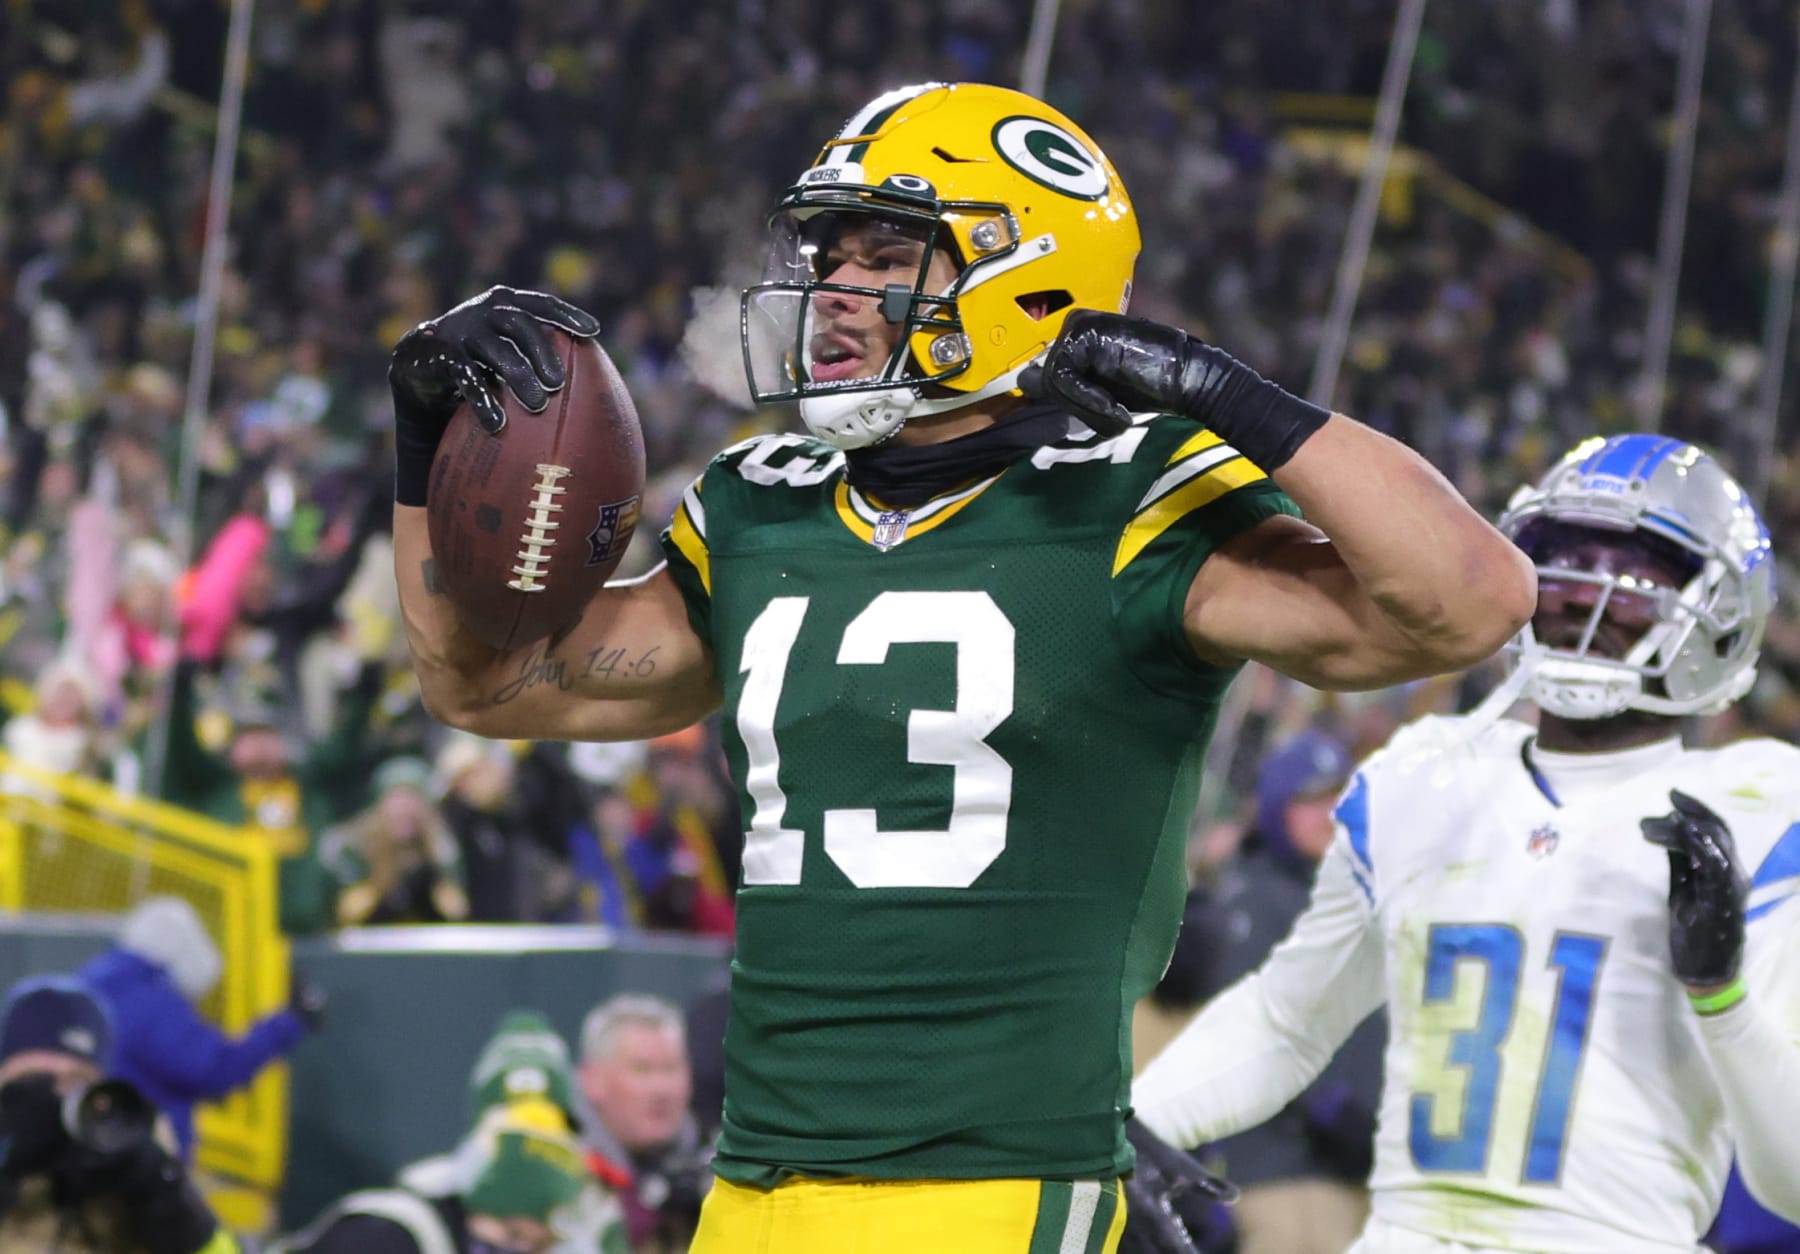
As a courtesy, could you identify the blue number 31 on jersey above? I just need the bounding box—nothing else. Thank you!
[1410,924,1609,1184]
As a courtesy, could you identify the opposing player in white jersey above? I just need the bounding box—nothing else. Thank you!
[1134,433,1800,1253]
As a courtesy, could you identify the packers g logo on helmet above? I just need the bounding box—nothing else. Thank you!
[991,116,1110,199]
[740,82,1141,449]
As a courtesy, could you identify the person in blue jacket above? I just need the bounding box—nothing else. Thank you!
[79,895,323,1158]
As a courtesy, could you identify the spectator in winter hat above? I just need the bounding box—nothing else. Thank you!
[0,976,114,1084]
[322,755,469,926]
[278,1099,613,1254]
[466,1010,581,1128]
[435,733,538,922]
[78,896,322,1159]
[2,657,102,794]
[402,1009,585,1202]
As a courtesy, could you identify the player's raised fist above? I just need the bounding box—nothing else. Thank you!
[389,286,601,506]
[1021,309,1328,468]
[1641,790,1748,989]
[1022,310,1203,436]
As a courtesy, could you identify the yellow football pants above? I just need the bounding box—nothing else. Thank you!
[691,1175,1127,1254]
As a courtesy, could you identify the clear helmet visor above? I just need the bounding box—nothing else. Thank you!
[740,208,960,406]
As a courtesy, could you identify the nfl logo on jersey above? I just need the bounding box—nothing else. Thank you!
[1527,823,1561,860]
[871,510,910,552]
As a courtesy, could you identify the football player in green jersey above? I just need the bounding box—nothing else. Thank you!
[388,83,1535,1253]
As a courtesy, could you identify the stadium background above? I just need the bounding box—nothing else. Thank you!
[2,0,1799,1247]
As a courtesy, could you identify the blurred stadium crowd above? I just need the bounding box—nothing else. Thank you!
[0,0,1797,918]
[5,0,1800,936]
[5,0,1800,1250]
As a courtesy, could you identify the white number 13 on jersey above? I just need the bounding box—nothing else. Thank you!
[736,591,1014,888]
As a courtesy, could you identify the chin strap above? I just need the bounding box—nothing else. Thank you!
[801,361,1038,450]
[1527,657,1645,720]
[1464,642,1541,733]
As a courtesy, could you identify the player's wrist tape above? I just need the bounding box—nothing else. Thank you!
[1688,976,1748,1016]
[1199,358,1331,473]
[393,420,442,507]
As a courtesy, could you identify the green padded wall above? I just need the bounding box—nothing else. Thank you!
[0,918,730,1229]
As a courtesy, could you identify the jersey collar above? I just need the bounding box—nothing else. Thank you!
[834,473,1001,550]
[1521,734,1685,808]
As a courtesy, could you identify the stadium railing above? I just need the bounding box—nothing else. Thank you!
[0,751,290,1212]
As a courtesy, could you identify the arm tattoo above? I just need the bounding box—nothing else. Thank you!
[490,643,575,705]
[487,642,663,705]
[421,558,443,597]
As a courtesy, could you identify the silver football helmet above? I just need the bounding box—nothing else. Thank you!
[1496,434,1775,719]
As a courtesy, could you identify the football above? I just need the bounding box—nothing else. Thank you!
[426,331,646,652]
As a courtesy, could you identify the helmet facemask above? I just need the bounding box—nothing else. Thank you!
[1494,435,1775,721]
[1507,517,1755,719]
[740,82,1141,448]
[742,199,1031,448]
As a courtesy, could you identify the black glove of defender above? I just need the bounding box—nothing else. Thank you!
[1641,789,1748,989]
[388,285,600,504]
[1022,310,1329,467]
[1119,1116,1239,1254]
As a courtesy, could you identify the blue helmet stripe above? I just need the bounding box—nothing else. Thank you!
[1581,434,1684,482]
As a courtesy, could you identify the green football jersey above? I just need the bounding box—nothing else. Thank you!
[660,413,1299,1186]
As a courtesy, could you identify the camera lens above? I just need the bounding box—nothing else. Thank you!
[62,1079,157,1156]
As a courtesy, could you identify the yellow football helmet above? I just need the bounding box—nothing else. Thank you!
[741,82,1141,447]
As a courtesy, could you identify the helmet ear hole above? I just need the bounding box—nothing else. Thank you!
[1016,290,1072,321]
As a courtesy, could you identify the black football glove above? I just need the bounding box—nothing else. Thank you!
[1119,1117,1239,1254]
[1021,310,1329,468]
[388,285,600,504]
[1641,789,1748,989]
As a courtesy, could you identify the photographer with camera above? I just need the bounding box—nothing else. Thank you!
[0,977,236,1254]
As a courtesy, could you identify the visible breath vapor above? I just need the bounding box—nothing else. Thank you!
[681,286,756,410]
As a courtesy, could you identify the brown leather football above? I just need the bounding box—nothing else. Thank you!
[426,331,645,651]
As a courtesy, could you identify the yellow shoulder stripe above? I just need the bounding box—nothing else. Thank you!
[1166,428,1225,464]
[1112,456,1266,575]
[669,502,711,594]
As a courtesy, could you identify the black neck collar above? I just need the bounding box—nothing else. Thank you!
[843,405,1072,509]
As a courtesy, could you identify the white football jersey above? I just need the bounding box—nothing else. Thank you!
[1340,715,1800,1252]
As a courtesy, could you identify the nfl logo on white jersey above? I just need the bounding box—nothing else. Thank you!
[1526,823,1560,860]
